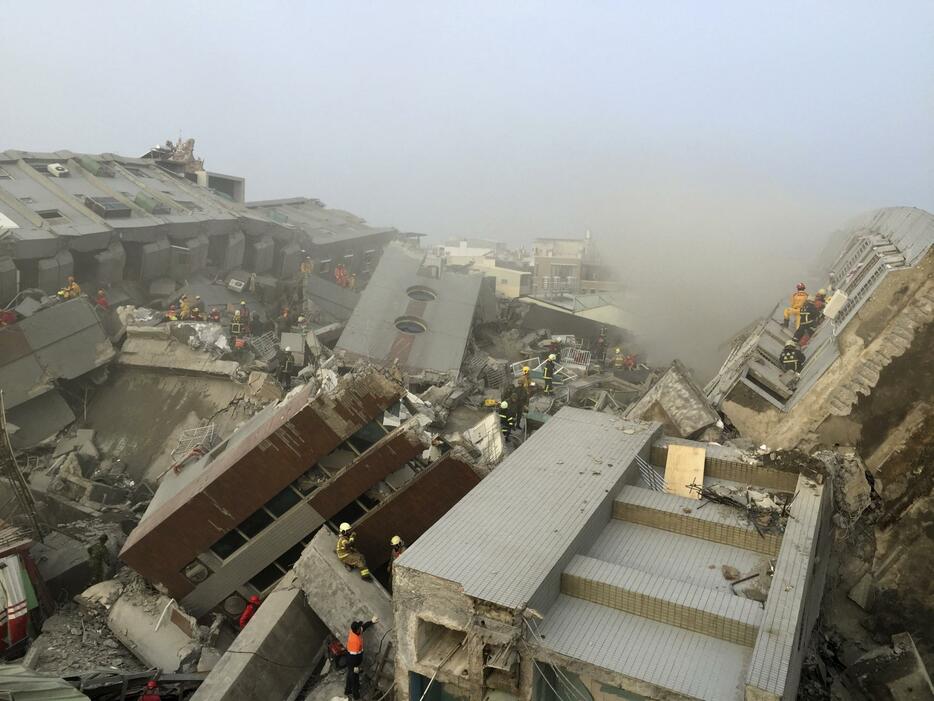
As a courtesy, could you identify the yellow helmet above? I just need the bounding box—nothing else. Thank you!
[390,535,402,546]
[522,366,530,374]
[339,522,351,534]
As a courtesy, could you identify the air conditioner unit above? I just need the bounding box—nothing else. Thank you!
[227,278,246,292]
[47,163,69,177]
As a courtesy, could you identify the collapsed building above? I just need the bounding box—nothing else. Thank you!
[392,408,830,701]
[334,244,491,385]
[119,367,481,618]
[0,147,398,306]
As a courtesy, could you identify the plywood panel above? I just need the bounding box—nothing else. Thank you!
[664,444,706,499]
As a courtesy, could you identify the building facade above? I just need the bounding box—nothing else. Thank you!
[531,232,618,296]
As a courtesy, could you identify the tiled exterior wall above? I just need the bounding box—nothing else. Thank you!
[562,555,761,647]
[614,486,783,557]
[650,443,799,492]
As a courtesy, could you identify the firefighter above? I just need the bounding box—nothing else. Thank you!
[164,304,178,322]
[612,347,626,370]
[336,523,371,580]
[779,339,806,373]
[87,534,111,584]
[278,346,295,389]
[178,294,191,320]
[239,595,261,629]
[794,300,818,347]
[782,283,808,328]
[209,307,221,322]
[813,288,828,313]
[239,300,250,322]
[389,535,406,574]
[595,326,607,361]
[59,276,81,299]
[300,257,313,274]
[499,401,515,439]
[140,680,162,701]
[542,354,557,394]
[344,616,379,700]
[230,310,244,341]
[190,307,203,321]
[95,289,110,310]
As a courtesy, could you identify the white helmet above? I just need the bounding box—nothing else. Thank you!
[339,522,351,534]
[390,535,402,546]
[548,354,557,361]
[284,346,291,352]
[500,401,508,409]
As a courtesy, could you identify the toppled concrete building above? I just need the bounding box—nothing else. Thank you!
[706,207,933,451]
[392,408,831,701]
[0,296,115,448]
[0,148,400,305]
[119,366,482,620]
[335,244,484,384]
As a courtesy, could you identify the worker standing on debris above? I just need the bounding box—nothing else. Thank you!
[794,300,818,347]
[209,307,221,322]
[779,339,806,373]
[178,294,191,320]
[230,310,243,341]
[87,534,111,584]
[542,354,557,394]
[140,680,161,701]
[389,535,406,574]
[518,366,532,392]
[782,283,808,328]
[300,257,313,274]
[595,327,607,362]
[499,401,515,439]
[190,307,203,321]
[239,300,250,323]
[164,304,178,322]
[344,616,379,700]
[336,523,371,580]
[813,288,828,313]
[239,594,261,629]
[278,346,295,389]
[95,289,110,310]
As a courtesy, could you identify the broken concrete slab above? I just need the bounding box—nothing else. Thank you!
[294,530,394,684]
[848,572,877,611]
[118,335,239,376]
[190,573,329,701]
[847,632,934,700]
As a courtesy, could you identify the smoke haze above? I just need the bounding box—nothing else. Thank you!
[2,1,932,379]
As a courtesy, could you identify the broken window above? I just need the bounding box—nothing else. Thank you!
[265,485,302,516]
[237,507,274,538]
[210,529,247,559]
[248,564,283,592]
[276,543,306,570]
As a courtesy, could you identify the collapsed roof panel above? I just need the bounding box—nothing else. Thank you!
[625,360,719,438]
[336,243,483,381]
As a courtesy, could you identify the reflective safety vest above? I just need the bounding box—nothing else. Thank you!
[347,630,363,654]
[230,322,242,335]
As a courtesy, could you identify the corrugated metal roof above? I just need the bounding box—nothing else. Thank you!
[396,408,659,609]
[0,664,89,700]
[336,244,482,378]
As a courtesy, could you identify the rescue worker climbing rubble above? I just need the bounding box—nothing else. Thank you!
[178,295,191,320]
[542,354,556,394]
[499,401,515,439]
[140,680,161,701]
[336,522,371,580]
[58,276,81,300]
[779,339,806,374]
[164,305,178,322]
[782,283,808,328]
[344,616,379,700]
[209,307,221,322]
[389,535,406,575]
[239,594,261,629]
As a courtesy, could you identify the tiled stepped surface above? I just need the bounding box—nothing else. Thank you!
[613,485,783,556]
[562,555,762,647]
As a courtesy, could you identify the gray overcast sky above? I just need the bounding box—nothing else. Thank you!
[2,1,932,376]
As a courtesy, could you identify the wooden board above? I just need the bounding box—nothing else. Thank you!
[664,444,706,499]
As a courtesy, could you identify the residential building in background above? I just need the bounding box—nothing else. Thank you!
[532,230,619,296]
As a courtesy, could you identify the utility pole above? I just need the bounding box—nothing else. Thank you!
[0,391,43,541]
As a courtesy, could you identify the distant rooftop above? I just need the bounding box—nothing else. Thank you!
[246,197,397,246]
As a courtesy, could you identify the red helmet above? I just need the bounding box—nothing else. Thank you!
[249,595,260,604]
[796,282,806,291]
[147,680,158,689]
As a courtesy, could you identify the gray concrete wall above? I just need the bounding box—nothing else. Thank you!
[392,566,475,701]
[92,241,125,285]
[0,256,18,304]
[37,249,73,294]
[141,237,170,280]
[191,572,329,701]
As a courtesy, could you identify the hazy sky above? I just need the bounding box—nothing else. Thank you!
[2,1,932,377]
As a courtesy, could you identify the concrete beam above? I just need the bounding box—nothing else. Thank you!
[191,573,329,701]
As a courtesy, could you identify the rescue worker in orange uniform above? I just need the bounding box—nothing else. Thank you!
[178,295,191,320]
[345,616,379,700]
[239,594,261,629]
[59,276,81,299]
[164,305,178,322]
[782,283,808,328]
[95,289,110,310]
